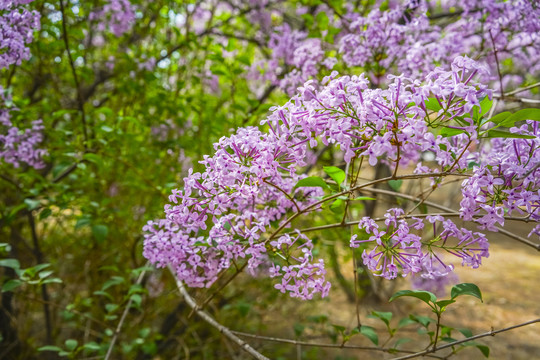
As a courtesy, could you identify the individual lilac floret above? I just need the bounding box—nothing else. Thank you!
[0,0,40,69]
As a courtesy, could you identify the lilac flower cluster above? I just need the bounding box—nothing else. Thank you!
[0,89,46,169]
[252,0,539,95]
[90,0,135,37]
[0,0,40,69]
[460,121,540,233]
[144,56,521,298]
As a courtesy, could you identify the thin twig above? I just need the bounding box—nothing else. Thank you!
[390,318,540,360]
[231,331,444,358]
[104,266,148,360]
[169,266,270,360]
[59,0,88,147]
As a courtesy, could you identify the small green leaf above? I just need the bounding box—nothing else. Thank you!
[476,344,490,357]
[294,176,328,189]
[2,279,22,292]
[130,294,142,308]
[440,127,466,137]
[101,276,124,291]
[24,198,41,210]
[82,342,101,351]
[435,299,456,310]
[332,324,346,334]
[323,166,346,186]
[39,208,52,220]
[65,339,78,351]
[409,314,435,328]
[398,317,416,328]
[458,328,473,338]
[483,129,535,139]
[451,283,483,302]
[501,108,540,127]
[489,111,511,125]
[389,289,437,306]
[393,338,411,348]
[92,224,109,243]
[425,98,442,112]
[369,311,393,327]
[388,180,403,191]
[329,198,345,214]
[479,97,493,116]
[38,346,63,352]
[0,259,20,269]
[360,326,378,345]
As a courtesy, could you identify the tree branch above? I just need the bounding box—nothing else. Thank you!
[169,266,269,360]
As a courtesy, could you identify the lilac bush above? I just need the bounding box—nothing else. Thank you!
[144,55,540,299]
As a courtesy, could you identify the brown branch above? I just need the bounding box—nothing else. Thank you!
[390,318,540,360]
[169,266,270,360]
[59,0,88,147]
[231,331,444,358]
[104,265,148,360]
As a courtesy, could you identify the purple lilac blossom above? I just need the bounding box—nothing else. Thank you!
[89,0,135,37]
[143,57,517,298]
[0,88,47,169]
[0,0,40,69]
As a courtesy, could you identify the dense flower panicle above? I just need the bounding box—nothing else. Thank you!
[0,0,40,69]
[90,0,135,37]
[0,88,46,168]
[145,55,537,298]
[460,121,540,234]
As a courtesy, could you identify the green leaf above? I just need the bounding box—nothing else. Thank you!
[393,338,411,349]
[409,314,435,328]
[440,127,466,137]
[389,289,437,306]
[323,166,346,186]
[369,311,393,327]
[294,176,328,189]
[425,98,442,112]
[130,294,142,308]
[101,276,125,291]
[38,346,63,352]
[360,326,378,345]
[435,299,456,310]
[329,198,345,214]
[500,108,540,127]
[24,198,41,211]
[0,259,20,269]
[82,342,101,351]
[479,97,493,116]
[458,328,473,338]
[332,324,346,334]
[39,208,52,220]
[65,339,78,351]
[483,129,536,139]
[2,279,22,292]
[476,344,490,357]
[398,317,416,328]
[489,111,511,125]
[92,224,109,243]
[388,180,403,191]
[451,283,483,302]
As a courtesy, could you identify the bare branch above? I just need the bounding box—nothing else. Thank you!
[390,318,540,360]
[169,266,270,360]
